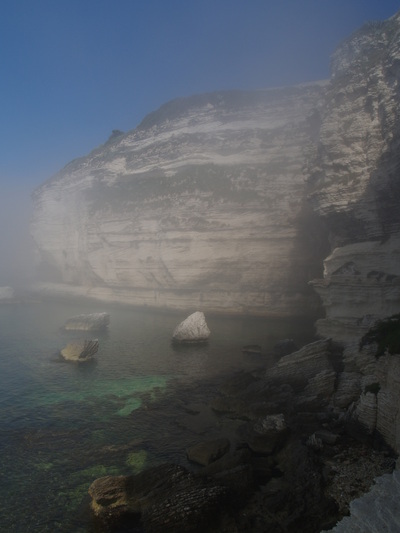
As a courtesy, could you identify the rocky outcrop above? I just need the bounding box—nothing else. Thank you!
[266,338,334,390]
[311,238,400,342]
[309,13,400,340]
[60,339,99,362]
[172,311,210,343]
[315,333,400,456]
[324,469,400,532]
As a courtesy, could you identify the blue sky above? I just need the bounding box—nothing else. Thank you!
[1,0,399,190]
[0,1,399,284]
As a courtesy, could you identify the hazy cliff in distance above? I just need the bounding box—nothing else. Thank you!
[31,10,400,340]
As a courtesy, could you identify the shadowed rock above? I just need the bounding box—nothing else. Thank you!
[187,438,230,466]
[89,463,231,533]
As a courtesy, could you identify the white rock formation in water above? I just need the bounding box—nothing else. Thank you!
[172,311,210,343]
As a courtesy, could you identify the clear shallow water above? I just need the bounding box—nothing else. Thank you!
[0,299,315,532]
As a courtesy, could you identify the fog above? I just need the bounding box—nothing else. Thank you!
[0,184,35,289]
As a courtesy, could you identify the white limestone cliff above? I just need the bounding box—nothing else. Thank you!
[31,86,326,316]
[308,12,400,340]
[31,11,400,332]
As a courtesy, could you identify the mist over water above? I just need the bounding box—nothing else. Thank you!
[0,298,315,531]
[0,185,35,288]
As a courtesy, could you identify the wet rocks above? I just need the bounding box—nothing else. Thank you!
[172,312,210,343]
[324,468,400,532]
[89,463,231,533]
[266,338,334,390]
[333,371,362,408]
[64,312,110,331]
[187,438,230,466]
[239,414,289,455]
[60,339,99,362]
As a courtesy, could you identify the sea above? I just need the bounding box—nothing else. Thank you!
[0,298,315,532]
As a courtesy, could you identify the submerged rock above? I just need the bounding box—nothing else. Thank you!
[64,312,110,331]
[172,311,210,343]
[60,339,99,362]
[242,344,262,355]
[187,438,230,466]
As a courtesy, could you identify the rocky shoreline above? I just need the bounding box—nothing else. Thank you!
[88,336,398,532]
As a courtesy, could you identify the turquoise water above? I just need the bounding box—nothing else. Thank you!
[0,299,314,532]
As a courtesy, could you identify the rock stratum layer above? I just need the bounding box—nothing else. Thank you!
[32,11,400,330]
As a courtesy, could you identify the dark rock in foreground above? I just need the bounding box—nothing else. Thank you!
[89,463,234,533]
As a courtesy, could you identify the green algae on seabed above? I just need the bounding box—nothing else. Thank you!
[126,449,147,472]
[35,461,54,472]
[70,464,121,482]
[117,397,142,416]
[29,375,169,416]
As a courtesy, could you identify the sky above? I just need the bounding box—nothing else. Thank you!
[0,0,399,284]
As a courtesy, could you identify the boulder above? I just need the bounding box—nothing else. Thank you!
[60,339,99,362]
[186,438,230,466]
[172,311,210,343]
[89,463,230,533]
[239,413,289,455]
[64,312,110,331]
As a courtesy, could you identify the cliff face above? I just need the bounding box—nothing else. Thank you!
[309,12,400,340]
[31,11,400,328]
[31,87,327,316]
